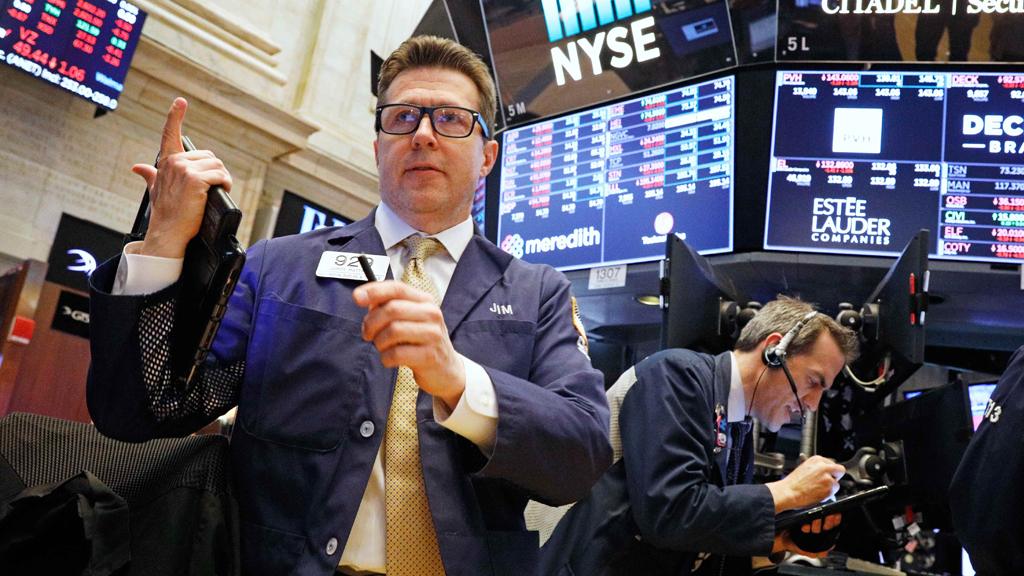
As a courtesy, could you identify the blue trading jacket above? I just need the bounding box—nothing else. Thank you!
[87,213,612,576]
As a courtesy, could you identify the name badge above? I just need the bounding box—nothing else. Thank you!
[316,251,389,282]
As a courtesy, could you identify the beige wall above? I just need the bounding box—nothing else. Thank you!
[0,0,432,263]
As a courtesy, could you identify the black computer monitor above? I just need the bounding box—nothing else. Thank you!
[881,381,973,530]
[660,233,741,352]
[848,229,930,395]
[902,381,995,431]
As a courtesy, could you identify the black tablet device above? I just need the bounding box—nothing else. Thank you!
[127,135,246,385]
[775,485,890,532]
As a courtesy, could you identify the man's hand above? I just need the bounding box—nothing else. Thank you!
[132,97,233,258]
[353,280,466,409]
[766,455,845,513]
[772,513,842,558]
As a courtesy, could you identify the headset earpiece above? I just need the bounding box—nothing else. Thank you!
[763,311,818,368]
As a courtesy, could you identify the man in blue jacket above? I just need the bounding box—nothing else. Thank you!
[540,298,859,575]
[949,345,1024,576]
[87,36,612,576]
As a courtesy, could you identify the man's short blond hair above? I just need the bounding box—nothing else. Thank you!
[377,35,497,139]
[734,296,860,363]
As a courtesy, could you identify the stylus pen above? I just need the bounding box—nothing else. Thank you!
[357,254,377,283]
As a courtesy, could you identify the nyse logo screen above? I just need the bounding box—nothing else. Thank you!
[765,71,1024,264]
[481,0,735,126]
[497,76,734,270]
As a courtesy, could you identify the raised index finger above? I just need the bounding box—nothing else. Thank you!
[159,97,188,158]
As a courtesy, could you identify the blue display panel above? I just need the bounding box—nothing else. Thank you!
[0,0,146,111]
[765,70,1024,263]
[496,75,734,271]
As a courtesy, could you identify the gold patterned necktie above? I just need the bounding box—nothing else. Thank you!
[384,235,446,576]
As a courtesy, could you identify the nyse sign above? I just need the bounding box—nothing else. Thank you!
[543,0,661,86]
[550,17,661,86]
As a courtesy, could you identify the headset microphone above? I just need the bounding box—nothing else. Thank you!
[763,311,819,423]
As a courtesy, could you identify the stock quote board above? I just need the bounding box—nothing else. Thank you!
[0,0,146,110]
[497,74,734,271]
[765,70,1024,264]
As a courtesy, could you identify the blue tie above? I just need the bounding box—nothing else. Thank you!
[725,420,751,485]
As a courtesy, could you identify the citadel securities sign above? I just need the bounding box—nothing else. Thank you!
[820,0,1023,14]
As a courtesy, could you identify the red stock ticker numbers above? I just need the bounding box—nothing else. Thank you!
[0,0,146,111]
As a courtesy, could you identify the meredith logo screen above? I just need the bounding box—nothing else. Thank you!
[497,75,735,270]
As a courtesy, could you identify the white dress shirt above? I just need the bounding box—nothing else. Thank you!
[727,352,747,423]
[114,201,499,572]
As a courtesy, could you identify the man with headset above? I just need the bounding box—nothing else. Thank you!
[539,297,860,575]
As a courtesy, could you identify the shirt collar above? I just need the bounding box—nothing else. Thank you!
[727,351,747,423]
[374,201,474,262]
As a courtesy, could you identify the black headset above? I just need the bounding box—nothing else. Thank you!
[762,310,819,423]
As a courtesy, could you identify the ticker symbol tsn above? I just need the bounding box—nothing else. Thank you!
[66,249,98,276]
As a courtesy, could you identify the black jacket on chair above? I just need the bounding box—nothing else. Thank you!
[0,412,238,576]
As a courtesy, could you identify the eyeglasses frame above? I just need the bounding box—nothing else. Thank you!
[374,103,491,139]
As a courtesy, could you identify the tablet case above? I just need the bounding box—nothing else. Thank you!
[774,485,890,532]
[127,135,246,385]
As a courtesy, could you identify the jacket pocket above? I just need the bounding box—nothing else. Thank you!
[239,519,305,575]
[455,320,536,380]
[239,296,369,451]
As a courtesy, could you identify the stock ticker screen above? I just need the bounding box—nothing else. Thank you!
[765,70,1024,264]
[497,75,734,271]
[0,0,146,111]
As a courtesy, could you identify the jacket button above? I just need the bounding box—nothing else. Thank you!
[359,420,375,438]
[326,537,338,556]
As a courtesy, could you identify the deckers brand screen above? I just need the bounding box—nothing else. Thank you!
[765,70,1024,264]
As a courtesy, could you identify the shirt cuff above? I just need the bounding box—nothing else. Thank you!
[434,355,498,455]
[114,241,184,296]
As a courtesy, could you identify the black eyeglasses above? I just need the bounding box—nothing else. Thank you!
[375,104,490,139]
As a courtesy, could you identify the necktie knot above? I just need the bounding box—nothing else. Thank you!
[403,235,444,263]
